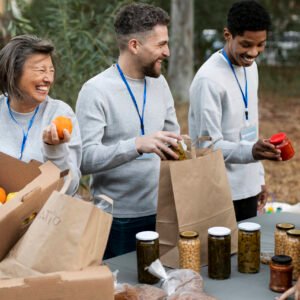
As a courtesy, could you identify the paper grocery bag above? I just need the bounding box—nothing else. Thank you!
[0,191,112,275]
[156,148,238,268]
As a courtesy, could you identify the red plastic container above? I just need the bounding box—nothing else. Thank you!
[269,132,295,161]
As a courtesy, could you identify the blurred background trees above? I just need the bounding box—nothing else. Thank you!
[1,0,299,105]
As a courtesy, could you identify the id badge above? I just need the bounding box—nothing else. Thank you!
[240,124,257,141]
[136,153,156,160]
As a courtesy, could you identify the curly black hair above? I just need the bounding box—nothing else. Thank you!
[114,3,169,36]
[227,0,271,37]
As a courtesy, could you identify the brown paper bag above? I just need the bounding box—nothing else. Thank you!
[0,191,112,276]
[156,148,238,268]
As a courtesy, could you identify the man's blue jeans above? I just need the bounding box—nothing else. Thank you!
[103,214,156,259]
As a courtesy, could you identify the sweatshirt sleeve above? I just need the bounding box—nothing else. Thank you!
[42,111,82,195]
[189,77,256,164]
[75,83,140,176]
[161,76,180,134]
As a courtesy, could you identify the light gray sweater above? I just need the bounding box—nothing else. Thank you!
[76,65,179,218]
[0,95,82,195]
[189,51,264,200]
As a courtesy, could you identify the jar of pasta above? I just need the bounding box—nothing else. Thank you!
[238,222,261,273]
[178,230,201,273]
[208,226,231,279]
[285,229,300,280]
[274,223,295,255]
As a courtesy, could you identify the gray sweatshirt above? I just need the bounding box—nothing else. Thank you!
[0,95,82,195]
[189,51,264,200]
[76,64,179,218]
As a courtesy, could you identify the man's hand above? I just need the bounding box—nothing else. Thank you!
[135,131,182,160]
[276,276,300,300]
[252,139,281,161]
[43,124,71,145]
[257,185,268,212]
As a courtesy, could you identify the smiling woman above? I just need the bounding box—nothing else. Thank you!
[0,35,82,195]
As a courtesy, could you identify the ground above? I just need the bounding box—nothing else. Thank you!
[176,93,300,205]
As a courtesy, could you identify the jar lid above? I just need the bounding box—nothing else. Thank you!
[208,226,231,236]
[136,231,159,241]
[238,222,261,231]
[269,132,286,145]
[180,230,199,239]
[271,255,292,265]
[276,223,295,230]
[287,229,300,237]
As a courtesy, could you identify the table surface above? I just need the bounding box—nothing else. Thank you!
[105,212,300,300]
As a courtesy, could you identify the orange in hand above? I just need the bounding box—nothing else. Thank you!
[52,116,73,139]
[0,187,7,204]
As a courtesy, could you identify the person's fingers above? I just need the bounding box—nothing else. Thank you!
[276,286,296,300]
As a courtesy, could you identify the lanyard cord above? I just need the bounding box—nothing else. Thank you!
[116,63,147,135]
[6,98,40,160]
[221,49,249,121]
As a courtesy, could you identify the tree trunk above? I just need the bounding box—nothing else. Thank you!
[168,0,194,103]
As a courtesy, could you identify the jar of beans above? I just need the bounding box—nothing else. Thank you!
[238,222,261,273]
[274,223,295,255]
[178,230,201,273]
[285,229,300,280]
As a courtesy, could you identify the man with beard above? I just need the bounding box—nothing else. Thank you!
[76,3,180,258]
[189,0,281,222]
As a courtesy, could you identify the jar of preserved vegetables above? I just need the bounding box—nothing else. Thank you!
[178,230,201,273]
[285,229,300,280]
[269,255,293,293]
[208,226,231,279]
[238,222,261,273]
[136,231,159,284]
[274,223,295,255]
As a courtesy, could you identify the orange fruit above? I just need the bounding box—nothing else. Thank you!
[52,116,73,139]
[0,187,7,204]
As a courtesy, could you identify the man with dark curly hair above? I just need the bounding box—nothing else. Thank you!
[76,3,181,258]
[189,1,281,222]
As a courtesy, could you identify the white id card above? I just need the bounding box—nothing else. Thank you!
[136,153,156,160]
[240,124,257,141]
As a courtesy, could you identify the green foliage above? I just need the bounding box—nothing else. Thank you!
[19,0,131,108]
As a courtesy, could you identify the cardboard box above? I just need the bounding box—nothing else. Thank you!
[0,265,114,300]
[0,152,67,261]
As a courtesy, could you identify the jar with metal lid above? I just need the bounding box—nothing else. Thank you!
[269,255,293,293]
[274,223,295,255]
[269,132,295,161]
[178,230,201,273]
[208,226,231,279]
[285,229,300,280]
[136,231,159,284]
[238,222,261,273]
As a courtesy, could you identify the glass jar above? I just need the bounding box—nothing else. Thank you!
[269,132,295,161]
[285,229,300,280]
[274,223,295,255]
[178,230,201,273]
[269,255,293,293]
[136,231,159,284]
[208,226,231,279]
[238,222,261,273]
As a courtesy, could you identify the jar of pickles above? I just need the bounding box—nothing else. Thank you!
[178,231,201,273]
[208,226,231,279]
[136,231,160,284]
[269,255,293,293]
[274,223,295,255]
[285,229,300,280]
[238,222,261,273]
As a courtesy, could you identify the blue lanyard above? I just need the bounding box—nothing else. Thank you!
[221,49,249,121]
[116,63,147,135]
[6,98,40,160]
